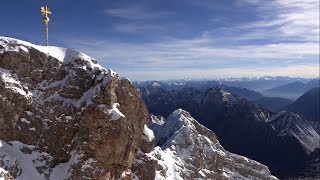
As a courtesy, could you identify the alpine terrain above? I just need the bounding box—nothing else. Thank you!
[139,84,320,179]
[0,37,278,179]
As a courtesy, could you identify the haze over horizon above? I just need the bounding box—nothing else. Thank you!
[0,0,319,80]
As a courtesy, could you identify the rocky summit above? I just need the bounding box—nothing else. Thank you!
[0,37,277,179]
[0,37,149,179]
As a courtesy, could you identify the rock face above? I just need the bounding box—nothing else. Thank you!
[0,37,148,179]
[133,109,278,180]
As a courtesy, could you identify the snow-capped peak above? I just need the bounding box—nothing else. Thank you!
[135,109,278,180]
[0,36,104,69]
[203,87,237,104]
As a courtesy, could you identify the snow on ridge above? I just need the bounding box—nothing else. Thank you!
[0,36,104,70]
[266,111,320,153]
[0,36,67,61]
[0,37,120,81]
[0,37,126,111]
[144,109,277,180]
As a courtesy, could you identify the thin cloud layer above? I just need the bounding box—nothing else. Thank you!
[240,0,319,41]
[65,1,319,80]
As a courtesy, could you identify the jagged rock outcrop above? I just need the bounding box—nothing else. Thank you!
[133,109,278,180]
[0,37,148,179]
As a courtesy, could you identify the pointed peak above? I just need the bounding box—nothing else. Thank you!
[204,86,237,104]
[167,108,191,120]
[213,86,228,93]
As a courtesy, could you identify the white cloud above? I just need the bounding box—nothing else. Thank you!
[105,6,171,20]
[68,37,319,70]
[240,0,319,41]
[105,5,172,33]
[112,22,164,33]
[62,1,319,80]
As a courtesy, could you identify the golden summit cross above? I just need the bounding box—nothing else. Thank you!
[41,6,52,46]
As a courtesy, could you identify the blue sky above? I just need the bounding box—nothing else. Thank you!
[0,0,319,80]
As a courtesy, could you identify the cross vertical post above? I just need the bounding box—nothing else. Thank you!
[41,6,52,46]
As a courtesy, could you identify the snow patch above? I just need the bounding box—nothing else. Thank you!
[0,140,52,180]
[50,151,83,179]
[142,125,155,142]
[106,103,125,121]
[81,158,97,171]
[0,167,9,180]
[21,118,30,124]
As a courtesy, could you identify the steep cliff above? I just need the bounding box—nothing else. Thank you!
[0,37,148,179]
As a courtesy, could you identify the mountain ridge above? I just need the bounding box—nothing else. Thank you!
[133,109,278,180]
[139,84,320,178]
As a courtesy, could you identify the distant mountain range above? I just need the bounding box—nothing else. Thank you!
[134,80,298,112]
[220,76,312,91]
[262,79,320,100]
[134,77,319,100]
[136,83,320,179]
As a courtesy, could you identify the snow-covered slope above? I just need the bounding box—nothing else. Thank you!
[133,109,278,180]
